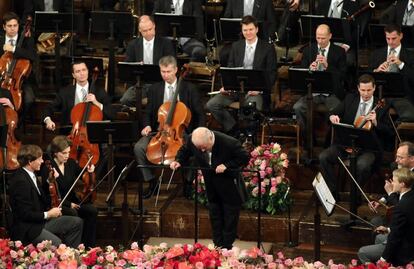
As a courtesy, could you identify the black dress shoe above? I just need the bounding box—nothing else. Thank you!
[143,180,158,199]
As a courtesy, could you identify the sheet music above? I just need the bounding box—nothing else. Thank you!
[312,172,336,216]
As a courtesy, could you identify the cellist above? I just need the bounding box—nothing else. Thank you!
[41,61,115,133]
[40,135,98,248]
[134,56,205,199]
[1,12,36,120]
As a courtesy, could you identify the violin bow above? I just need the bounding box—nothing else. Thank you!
[78,165,116,206]
[337,157,377,213]
[167,169,175,190]
[388,112,401,144]
[325,199,376,228]
[58,156,93,208]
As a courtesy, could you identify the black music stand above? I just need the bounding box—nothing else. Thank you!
[91,11,133,97]
[300,15,351,43]
[332,123,380,220]
[34,12,85,89]
[358,71,404,99]
[61,56,104,84]
[289,67,337,160]
[117,63,162,123]
[369,24,414,49]
[86,121,138,211]
[153,13,196,55]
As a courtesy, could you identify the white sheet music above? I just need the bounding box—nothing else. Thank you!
[312,172,336,216]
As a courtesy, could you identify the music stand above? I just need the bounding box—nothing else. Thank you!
[218,18,267,43]
[86,121,138,213]
[369,24,414,49]
[300,15,351,43]
[332,123,381,219]
[153,13,196,55]
[91,11,134,97]
[117,63,162,123]
[358,71,405,99]
[61,56,104,84]
[289,67,336,159]
[34,12,85,89]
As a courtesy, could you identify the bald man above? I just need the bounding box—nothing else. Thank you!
[120,15,175,106]
[294,24,346,147]
[170,127,249,249]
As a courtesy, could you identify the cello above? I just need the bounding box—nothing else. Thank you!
[0,17,32,111]
[67,67,101,202]
[146,75,192,165]
[0,104,21,170]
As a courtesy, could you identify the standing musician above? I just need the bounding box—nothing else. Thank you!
[170,127,249,249]
[8,144,83,247]
[206,15,277,135]
[368,24,414,122]
[1,12,36,121]
[358,141,414,263]
[134,55,205,199]
[319,74,394,201]
[42,61,115,133]
[40,136,98,248]
[120,15,175,107]
[380,0,414,27]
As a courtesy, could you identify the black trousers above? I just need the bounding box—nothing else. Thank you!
[208,202,241,249]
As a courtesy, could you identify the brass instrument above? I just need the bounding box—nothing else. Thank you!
[37,32,71,53]
[346,1,375,21]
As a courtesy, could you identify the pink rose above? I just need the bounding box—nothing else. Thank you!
[131,242,139,250]
[284,259,293,266]
[251,187,259,197]
[259,171,266,178]
[276,251,285,260]
[280,153,287,160]
[105,253,115,263]
[268,262,277,269]
[270,186,277,194]
[115,259,127,267]
[266,167,273,175]
[10,250,17,259]
[293,256,304,265]
[282,159,289,168]
[15,241,22,248]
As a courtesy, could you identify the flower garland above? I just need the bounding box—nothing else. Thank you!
[0,239,408,268]
[192,143,291,215]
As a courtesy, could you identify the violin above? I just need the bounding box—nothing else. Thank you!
[45,160,61,208]
[76,153,97,203]
[0,105,21,170]
[0,17,32,111]
[354,99,385,130]
[146,71,192,165]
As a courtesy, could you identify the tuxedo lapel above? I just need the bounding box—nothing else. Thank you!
[137,37,144,62]
[153,37,161,63]
[252,0,262,16]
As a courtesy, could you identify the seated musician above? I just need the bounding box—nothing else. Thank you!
[293,24,346,145]
[120,15,175,107]
[134,55,205,199]
[42,61,115,133]
[368,24,414,122]
[358,141,414,264]
[8,144,83,247]
[206,15,277,135]
[152,0,206,61]
[380,0,414,27]
[1,12,37,121]
[40,135,98,248]
[319,74,393,201]
[358,168,414,266]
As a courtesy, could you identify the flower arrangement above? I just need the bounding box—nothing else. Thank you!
[191,143,291,215]
[0,239,409,268]
[243,143,291,215]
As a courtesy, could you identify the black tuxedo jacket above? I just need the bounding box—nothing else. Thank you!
[0,34,36,62]
[223,0,276,39]
[329,93,394,149]
[382,189,414,266]
[143,80,205,133]
[152,0,204,40]
[23,0,72,18]
[227,39,277,106]
[42,84,115,126]
[368,46,414,102]
[380,0,408,26]
[125,36,175,63]
[9,168,49,245]
[175,131,249,205]
[300,43,347,99]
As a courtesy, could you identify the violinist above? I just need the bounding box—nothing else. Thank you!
[134,55,205,199]
[358,141,414,264]
[8,144,83,247]
[319,74,394,202]
[40,136,98,248]
[1,12,36,120]
[42,61,115,133]
[358,168,414,266]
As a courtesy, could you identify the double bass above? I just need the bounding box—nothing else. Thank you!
[146,75,192,165]
[0,17,32,111]
[0,104,21,170]
[67,67,101,203]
